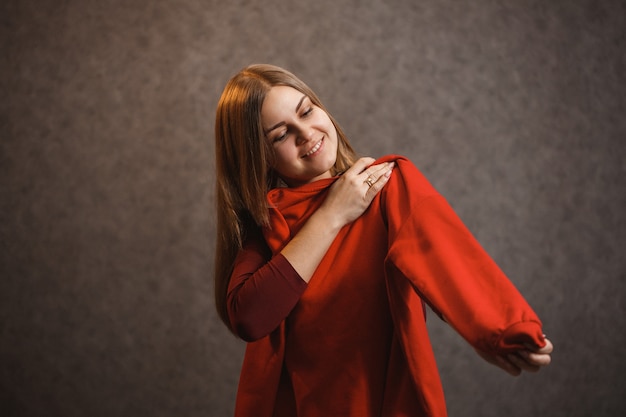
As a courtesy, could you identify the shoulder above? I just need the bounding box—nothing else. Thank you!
[375,154,439,198]
[375,155,446,228]
[374,154,408,166]
[375,154,428,179]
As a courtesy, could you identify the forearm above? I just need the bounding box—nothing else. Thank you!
[227,207,348,340]
[279,205,344,283]
[229,253,306,341]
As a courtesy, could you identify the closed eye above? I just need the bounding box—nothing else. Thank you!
[272,130,288,143]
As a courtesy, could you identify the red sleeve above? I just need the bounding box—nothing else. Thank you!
[382,157,546,355]
[227,227,307,342]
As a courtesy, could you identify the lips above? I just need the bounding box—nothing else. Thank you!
[302,138,323,158]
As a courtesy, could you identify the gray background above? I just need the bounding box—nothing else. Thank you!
[2,0,625,416]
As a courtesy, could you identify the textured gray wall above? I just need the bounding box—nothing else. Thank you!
[2,0,624,416]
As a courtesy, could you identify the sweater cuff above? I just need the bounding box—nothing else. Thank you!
[273,253,308,293]
[496,320,545,353]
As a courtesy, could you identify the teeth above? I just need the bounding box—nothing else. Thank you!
[305,139,322,157]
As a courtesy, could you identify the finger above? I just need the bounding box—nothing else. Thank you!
[360,166,386,186]
[362,161,392,178]
[365,163,394,197]
[525,337,553,354]
[496,355,522,376]
[537,338,554,354]
[508,353,540,373]
[362,162,394,186]
[346,157,376,176]
[357,156,396,182]
[520,350,552,367]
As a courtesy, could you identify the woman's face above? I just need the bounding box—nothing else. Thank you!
[261,86,338,187]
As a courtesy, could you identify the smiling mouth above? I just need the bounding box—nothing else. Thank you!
[302,138,323,158]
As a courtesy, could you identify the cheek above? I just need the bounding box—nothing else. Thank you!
[322,118,338,141]
[273,145,298,167]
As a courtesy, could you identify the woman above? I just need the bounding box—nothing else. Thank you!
[214,64,552,417]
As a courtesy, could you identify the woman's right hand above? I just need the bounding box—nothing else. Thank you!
[279,157,394,282]
[317,157,395,230]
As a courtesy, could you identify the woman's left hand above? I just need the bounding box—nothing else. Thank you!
[476,338,553,376]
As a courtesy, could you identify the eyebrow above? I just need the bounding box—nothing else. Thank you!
[264,95,308,134]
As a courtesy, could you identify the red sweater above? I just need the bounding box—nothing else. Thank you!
[228,155,545,417]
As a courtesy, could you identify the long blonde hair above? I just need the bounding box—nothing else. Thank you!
[214,64,357,329]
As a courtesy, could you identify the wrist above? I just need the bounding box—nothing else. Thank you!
[310,205,345,235]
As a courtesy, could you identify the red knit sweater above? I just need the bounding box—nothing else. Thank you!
[228,155,545,417]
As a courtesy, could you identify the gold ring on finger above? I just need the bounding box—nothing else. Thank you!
[365,177,374,187]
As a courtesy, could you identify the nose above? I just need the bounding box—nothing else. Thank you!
[295,123,315,146]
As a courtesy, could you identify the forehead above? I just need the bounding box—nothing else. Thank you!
[262,86,305,115]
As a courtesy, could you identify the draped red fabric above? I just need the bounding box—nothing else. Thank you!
[233,155,545,417]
